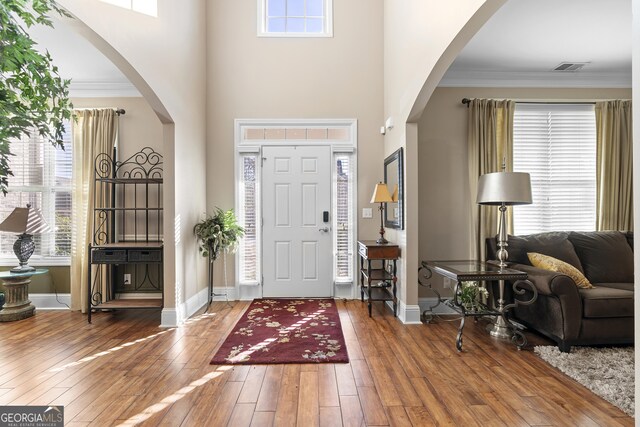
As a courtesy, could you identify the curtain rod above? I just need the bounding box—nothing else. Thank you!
[460,98,621,107]
[72,108,126,115]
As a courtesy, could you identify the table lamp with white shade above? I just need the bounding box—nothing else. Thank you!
[476,171,532,338]
[0,204,51,273]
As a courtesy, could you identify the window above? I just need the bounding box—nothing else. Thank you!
[238,154,261,284]
[99,0,157,17]
[0,123,72,264]
[513,104,596,235]
[334,154,353,283]
[258,0,333,37]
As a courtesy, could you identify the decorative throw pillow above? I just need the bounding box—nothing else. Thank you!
[527,252,594,289]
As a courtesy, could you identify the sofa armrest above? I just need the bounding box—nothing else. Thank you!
[508,263,583,341]
[509,263,579,297]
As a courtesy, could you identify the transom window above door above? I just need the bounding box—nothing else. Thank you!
[258,0,333,37]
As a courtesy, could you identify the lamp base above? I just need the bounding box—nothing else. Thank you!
[486,316,512,339]
[376,237,389,244]
[10,265,36,274]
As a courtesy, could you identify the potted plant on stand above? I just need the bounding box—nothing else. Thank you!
[194,208,244,309]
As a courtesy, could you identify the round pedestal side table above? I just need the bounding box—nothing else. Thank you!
[0,269,48,322]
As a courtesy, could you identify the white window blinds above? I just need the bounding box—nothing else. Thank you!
[238,155,260,284]
[334,155,353,283]
[513,103,596,235]
[0,124,72,262]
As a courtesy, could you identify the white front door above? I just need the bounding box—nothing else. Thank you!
[262,145,332,297]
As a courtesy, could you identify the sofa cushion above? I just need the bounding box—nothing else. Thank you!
[527,252,593,289]
[506,232,583,271]
[579,287,634,318]
[568,231,634,284]
[595,282,634,292]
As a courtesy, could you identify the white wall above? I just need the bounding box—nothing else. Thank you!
[206,0,385,290]
[57,0,208,324]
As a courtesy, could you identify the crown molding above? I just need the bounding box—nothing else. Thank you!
[439,70,632,88]
[69,80,141,98]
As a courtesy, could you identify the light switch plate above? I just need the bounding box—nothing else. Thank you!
[362,208,373,218]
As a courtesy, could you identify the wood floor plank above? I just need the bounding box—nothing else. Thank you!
[274,365,300,426]
[255,365,284,412]
[238,365,267,404]
[320,406,343,427]
[297,371,320,427]
[335,364,357,396]
[339,395,364,427]
[357,386,388,426]
[318,364,339,407]
[384,406,413,427]
[228,403,257,427]
[250,411,275,427]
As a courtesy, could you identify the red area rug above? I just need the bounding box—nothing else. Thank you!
[210,298,349,365]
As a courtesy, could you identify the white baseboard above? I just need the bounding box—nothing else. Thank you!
[418,297,457,315]
[334,283,354,299]
[390,300,422,324]
[30,293,71,310]
[160,308,178,328]
[239,284,261,300]
[210,287,237,302]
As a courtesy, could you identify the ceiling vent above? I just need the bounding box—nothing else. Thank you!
[553,62,589,72]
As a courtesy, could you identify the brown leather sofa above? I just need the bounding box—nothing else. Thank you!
[486,231,634,352]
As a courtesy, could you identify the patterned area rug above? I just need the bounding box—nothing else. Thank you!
[211,298,349,365]
[534,346,634,417]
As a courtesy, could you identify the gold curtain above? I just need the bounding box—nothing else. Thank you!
[595,100,633,231]
[70,109,118,312]
[467,99,515,260]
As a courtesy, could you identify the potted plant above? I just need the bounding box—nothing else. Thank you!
[457,281,488,312]
[194,208,244,304]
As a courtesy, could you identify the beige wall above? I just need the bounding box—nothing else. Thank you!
[57,0,208,321]
[206,0,385,287]
[72,97,163,159]
[418,86,633,297]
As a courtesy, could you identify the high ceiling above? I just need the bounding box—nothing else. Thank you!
[24,1,632,94]
[441,0,632,87]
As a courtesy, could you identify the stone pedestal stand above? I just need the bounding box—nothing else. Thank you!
[0,270,46,321]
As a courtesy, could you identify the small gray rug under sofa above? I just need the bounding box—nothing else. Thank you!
[486,231,634,352]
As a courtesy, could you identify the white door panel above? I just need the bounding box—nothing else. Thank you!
[263,145,332,297]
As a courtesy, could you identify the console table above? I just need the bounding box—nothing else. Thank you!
[0,269,48,322]
[420,260,537,351]
[358,240,399,317]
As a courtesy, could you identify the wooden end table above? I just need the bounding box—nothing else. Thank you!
[358,240,400,317]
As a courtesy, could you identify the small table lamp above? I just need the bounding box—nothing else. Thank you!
[476,171,532,339]
[371,182,393,244]
[0,204,51,273]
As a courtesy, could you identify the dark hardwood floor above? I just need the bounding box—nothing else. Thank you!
[0,300,632,426]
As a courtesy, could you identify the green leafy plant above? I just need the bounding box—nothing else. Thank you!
[193,207,244,261]
[458,281,488,311]
[0,0,72,195]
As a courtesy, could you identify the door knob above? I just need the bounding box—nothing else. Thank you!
[319,227,329,232]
